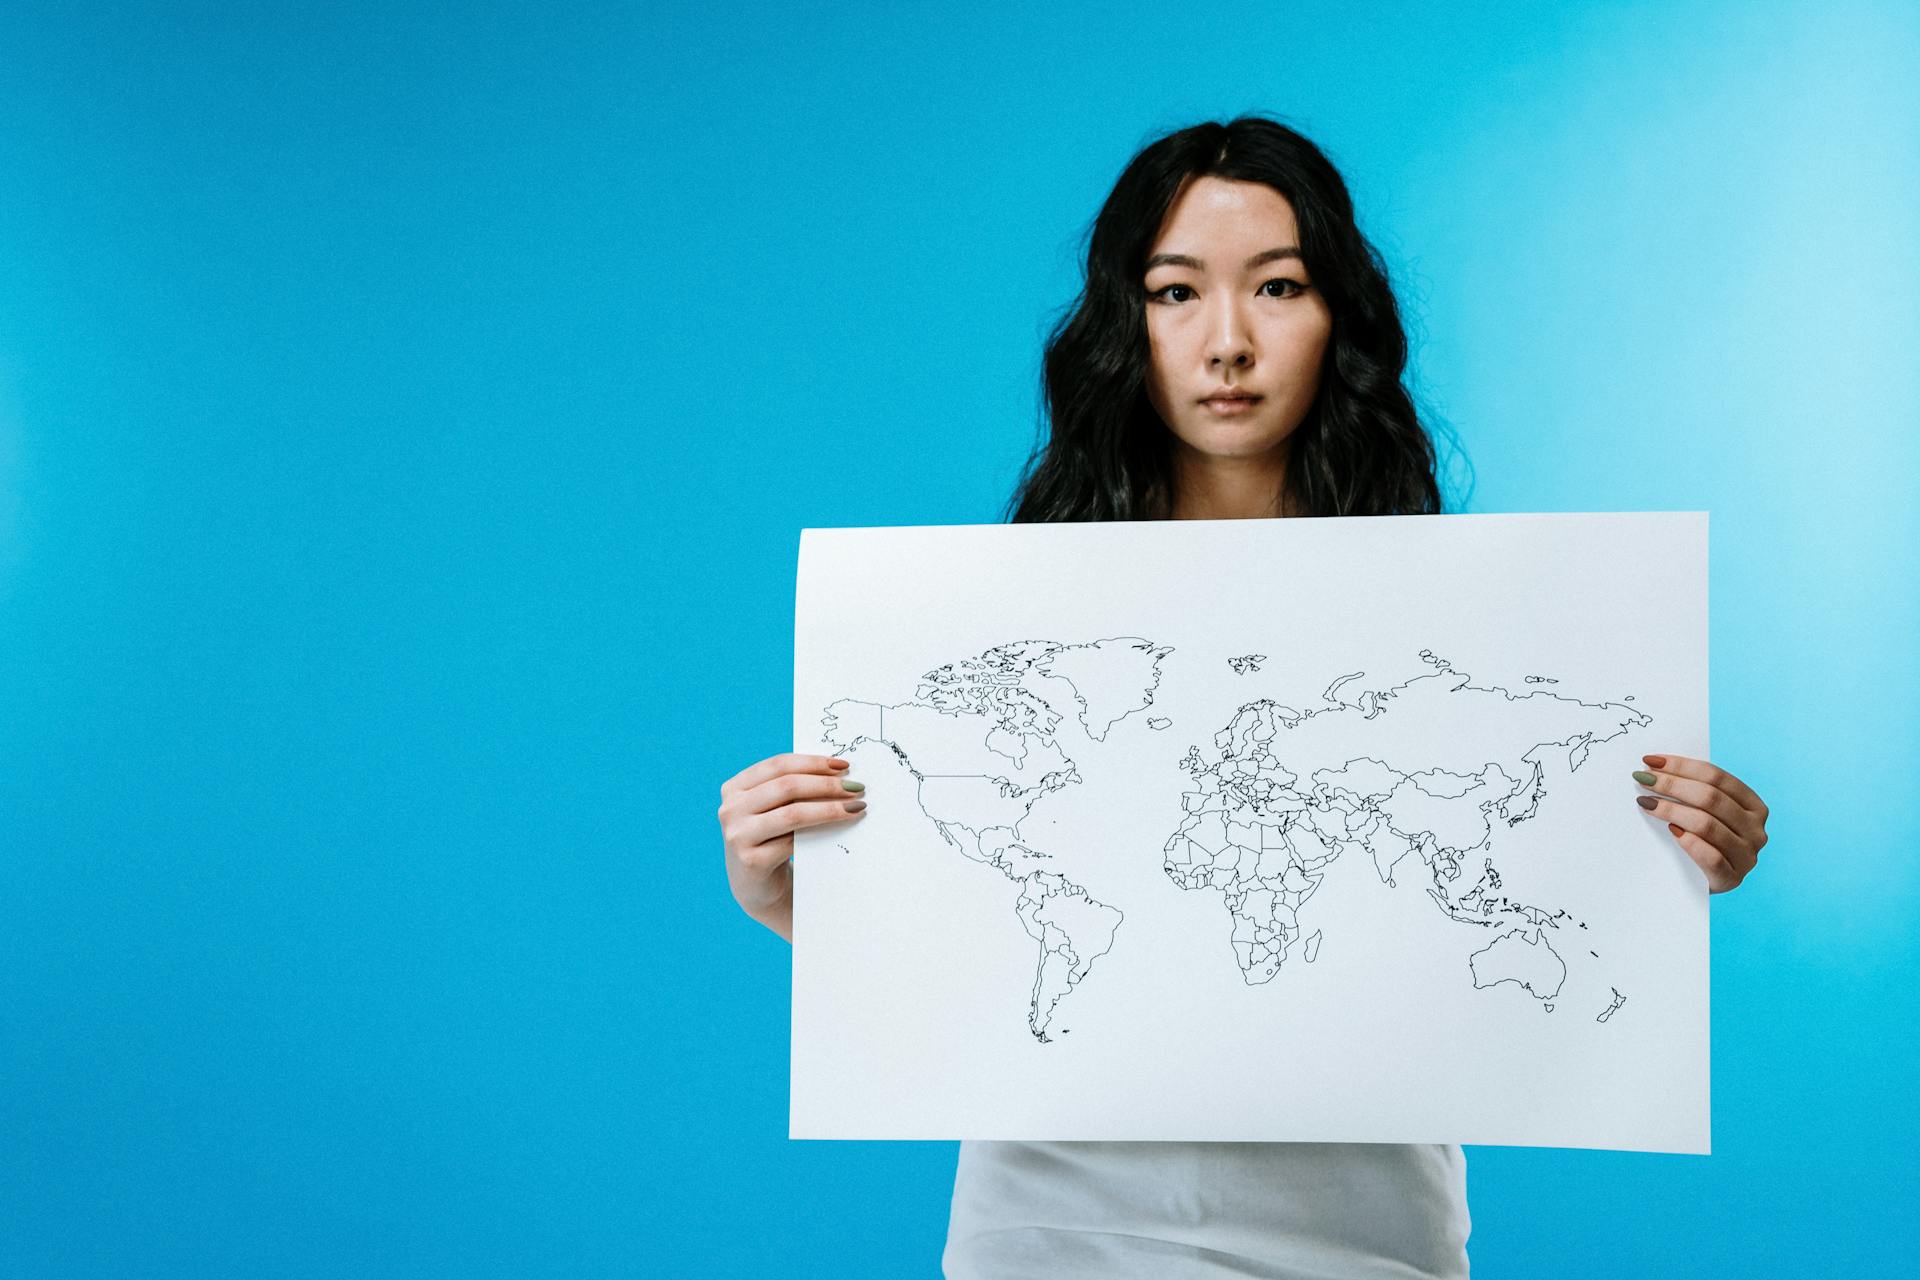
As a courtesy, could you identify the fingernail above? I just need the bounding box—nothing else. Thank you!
[1636,795,1658,810]
[1667,823,1684,837]
[844,799,867,812]
[829,758,851,770]
[1631,770,1657,786]
[840,779,865,792]
[1643,755,1667,768]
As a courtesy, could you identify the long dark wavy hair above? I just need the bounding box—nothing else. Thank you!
[1005,114,1463,522]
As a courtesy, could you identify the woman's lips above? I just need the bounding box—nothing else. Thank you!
[1201,395,1262,415]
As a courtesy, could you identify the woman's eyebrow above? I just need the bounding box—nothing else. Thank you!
[1143,246,1303,272]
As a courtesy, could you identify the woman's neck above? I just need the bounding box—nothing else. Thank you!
[1168,442,1294,520]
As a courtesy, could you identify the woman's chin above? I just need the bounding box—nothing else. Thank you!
[1179,424,1292,461]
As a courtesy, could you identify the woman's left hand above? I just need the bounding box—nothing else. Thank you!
[1632,754,1768,892]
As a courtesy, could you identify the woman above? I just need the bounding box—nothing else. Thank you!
[717,115,1769,1278]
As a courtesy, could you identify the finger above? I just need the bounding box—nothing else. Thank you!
[721,752,850,801]
[730,768,868,818]
[1642,754,1765,817]
[1664,821,1742,892]
[1632,768,1755,836]
[1636,791,1747,860]
[735,797,868,849]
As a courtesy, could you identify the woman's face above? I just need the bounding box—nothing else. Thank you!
[1142,176,1333,467]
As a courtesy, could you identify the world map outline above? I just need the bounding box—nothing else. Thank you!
[817,636,1649,1043]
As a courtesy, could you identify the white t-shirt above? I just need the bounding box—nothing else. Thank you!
[942,1140,1471,1278]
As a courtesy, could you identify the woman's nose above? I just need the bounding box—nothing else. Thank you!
[1206,299,1254,368]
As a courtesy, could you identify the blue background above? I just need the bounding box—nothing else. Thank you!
[3,1,1915,1274]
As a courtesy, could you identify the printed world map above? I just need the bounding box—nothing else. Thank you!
[818,637,1647,1042]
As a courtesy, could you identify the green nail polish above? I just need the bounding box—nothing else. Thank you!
[1632,770,1657,786]
[841,779,865,792]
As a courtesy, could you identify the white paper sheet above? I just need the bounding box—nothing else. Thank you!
[791,512,1708,1153]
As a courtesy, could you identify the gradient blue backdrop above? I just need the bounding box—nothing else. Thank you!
[3,1,1915,1275]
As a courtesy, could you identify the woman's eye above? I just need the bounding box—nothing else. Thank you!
[1149,280,1306,303]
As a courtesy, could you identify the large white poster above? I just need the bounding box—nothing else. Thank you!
[791,512,1709,1153]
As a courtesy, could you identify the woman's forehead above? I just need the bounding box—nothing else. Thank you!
[1149,177,1300,261]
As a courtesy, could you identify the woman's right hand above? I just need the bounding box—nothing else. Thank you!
[717,752,868,943]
